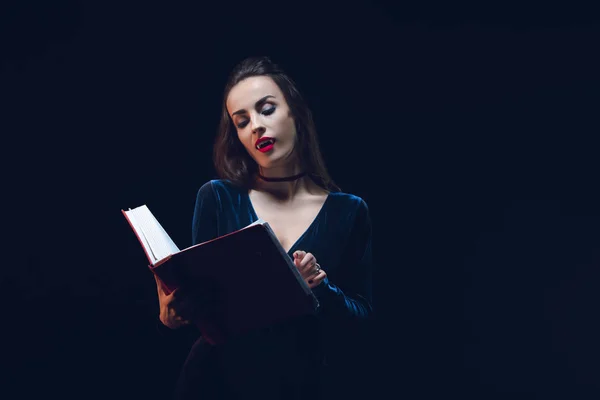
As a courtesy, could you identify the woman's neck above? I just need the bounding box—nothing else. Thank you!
[257,170,307,183]
[252,159,329,201]
[253,176,311,201]
[253,163,315,199]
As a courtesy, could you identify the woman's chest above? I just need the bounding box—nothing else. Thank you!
[251,202,325,254]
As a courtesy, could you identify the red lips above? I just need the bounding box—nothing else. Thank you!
[255,137,276,153]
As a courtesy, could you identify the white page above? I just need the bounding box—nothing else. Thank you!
[125,208,158,264]
[129,205,180,264]
[245,218,266,228]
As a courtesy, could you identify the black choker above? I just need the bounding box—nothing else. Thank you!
[257,171,307,182]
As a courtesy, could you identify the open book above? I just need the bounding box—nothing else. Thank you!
[122,205,319,344]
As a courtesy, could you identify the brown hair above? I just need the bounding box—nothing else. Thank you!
[212,56,340,192]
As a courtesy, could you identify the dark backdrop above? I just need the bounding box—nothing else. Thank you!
[3,1,600,399]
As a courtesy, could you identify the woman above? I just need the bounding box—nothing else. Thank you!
[155,56,374,400]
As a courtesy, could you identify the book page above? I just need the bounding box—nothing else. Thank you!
[245,218,266,228]
[127,205,180,264]
[125,208,158,264]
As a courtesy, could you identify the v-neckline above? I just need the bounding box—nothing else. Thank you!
[246,191,332,255]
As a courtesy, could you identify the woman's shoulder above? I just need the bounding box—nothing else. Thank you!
[195,179,247,206]
[328,190,370,214]
[328,189,369,207]
[197,178,245,194]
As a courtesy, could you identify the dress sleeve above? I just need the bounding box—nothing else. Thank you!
[313,198,374,320]
[192,181,219,246]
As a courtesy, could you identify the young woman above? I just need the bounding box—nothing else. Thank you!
[155,56,374,400]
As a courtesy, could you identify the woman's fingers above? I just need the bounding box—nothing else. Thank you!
[163,312,190,329]
[293,250,306,266]
[293,251,322,283]
[298,252,316,272]
[155,275,195,327]
[293,250,306,258]
[154,274,167,295]
[308,270,327,289]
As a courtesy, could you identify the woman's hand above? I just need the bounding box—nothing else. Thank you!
[293,250,327,289]
[154,275,218,329]
[155,275,192,329]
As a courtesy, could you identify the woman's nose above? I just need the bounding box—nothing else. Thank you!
[250,114,265,134]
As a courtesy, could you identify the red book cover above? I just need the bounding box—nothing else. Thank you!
[122,208,319,345]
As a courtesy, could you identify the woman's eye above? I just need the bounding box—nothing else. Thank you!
[261,106,275,116]
[237,120,249,129]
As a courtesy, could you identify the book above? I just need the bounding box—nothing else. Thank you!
[122,204,320,345]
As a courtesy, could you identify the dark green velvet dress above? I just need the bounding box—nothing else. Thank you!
[174,179,374,400]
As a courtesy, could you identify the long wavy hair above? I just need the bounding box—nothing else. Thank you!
[213,56,340,192]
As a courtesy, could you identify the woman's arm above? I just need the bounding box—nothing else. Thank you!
[312,198,373,320]
[192,181,219,246]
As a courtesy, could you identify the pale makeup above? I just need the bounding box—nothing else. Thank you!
[226,76,302,178]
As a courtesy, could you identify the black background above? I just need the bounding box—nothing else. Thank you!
[3,1,600,399]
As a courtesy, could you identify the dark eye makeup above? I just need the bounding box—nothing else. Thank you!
[261,106,276,115]
[235,105,276,129]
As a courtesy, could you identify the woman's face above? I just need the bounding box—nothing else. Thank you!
[226,76,297,170]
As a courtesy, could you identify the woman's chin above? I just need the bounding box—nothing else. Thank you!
[254,147,297,170]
